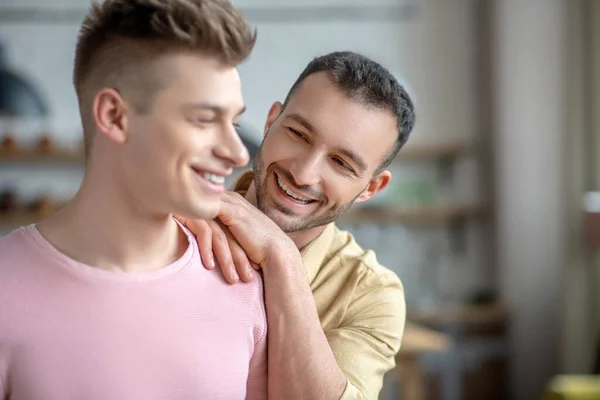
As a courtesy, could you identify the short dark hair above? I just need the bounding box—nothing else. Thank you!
[283,51,415,173]
[74,0,256,157]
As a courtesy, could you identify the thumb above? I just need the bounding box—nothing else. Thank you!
[217,199,240,228]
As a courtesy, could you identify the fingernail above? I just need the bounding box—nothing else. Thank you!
[232,273,239,282]
[247,267,254,277]
[209,258,215,269]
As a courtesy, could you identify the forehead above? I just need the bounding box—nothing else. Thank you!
[283,72,397,168]
[155,53,243,109]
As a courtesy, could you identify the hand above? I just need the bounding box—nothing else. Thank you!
[176,215,258,284]
[217,191,300,269]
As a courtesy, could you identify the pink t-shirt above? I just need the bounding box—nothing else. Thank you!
[0,224,267,400]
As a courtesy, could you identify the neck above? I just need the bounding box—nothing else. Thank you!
[37,170,187,273]
[245,181,326,250]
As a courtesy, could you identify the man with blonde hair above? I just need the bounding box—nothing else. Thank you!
[0,1,267,399]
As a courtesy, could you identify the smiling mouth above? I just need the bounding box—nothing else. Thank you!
[191,166,226,185]
[275,173,316,205]
[201,172,225,185]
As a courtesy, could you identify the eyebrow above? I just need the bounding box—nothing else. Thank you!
[286,113,368,174]
[184,102,246,117]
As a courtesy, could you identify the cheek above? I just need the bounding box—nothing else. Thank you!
[125,121,194,177]
[322,178,364,207]
[187,129,213,153]
[259,134,283,166]
[263,130,301,164]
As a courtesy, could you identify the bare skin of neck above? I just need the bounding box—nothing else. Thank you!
[37,172,188,274]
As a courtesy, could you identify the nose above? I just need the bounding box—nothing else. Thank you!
[289,152,321,187]
[213,123,250,169]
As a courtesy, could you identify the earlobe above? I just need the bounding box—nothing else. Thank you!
[93,88,128,145]
[263,101,283,137]
[355,170,392,203]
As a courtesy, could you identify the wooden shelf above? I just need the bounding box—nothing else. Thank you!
[395,142,472,161]
[340,204,486,225]
[407,303,509,327]
[0,150,84,163]
[0,210,50,229]
[399,322,452,356]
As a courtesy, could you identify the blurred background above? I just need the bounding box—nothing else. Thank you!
[0,0,598,399]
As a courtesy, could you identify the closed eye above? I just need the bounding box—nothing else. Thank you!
[333,157,355,173]
[288,128,307,141]
[193,118,215,125]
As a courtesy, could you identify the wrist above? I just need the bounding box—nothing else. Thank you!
[262,237,300,268]
[263,248,302,271]
[262,243,306,280]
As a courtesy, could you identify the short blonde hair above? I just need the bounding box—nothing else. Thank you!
[73,0,256,156]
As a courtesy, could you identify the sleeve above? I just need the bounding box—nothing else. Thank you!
[327,271,406,400]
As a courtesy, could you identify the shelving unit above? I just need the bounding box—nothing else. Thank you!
[0,143,479,230]
[341,139,481,252]
[395,141,474,182]
[340,204,486,225]
[0,149,83,163]
[0,148,81,231]
[0,210,52,229]
[395,141,471,161]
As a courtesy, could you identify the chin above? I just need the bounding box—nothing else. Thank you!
[263,208,302,232]
[178,203,220,221]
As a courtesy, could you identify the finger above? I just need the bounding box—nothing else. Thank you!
[220,190,245,203]
[217,197,243,227]
[228,234,254,282]
[192,219,215,270]
[250,261,261,271]
[211,224,239,283]
[219,191,252,212]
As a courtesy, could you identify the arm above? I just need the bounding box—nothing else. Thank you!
[182,193,403,399]
[262,251,347,400]
[326,274,406,399]
[213,192,347,400]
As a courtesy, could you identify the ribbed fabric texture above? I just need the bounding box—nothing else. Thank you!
[0,224,267,400]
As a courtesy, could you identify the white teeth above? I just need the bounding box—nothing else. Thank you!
[202,173,225,185]
[276,176,312,203]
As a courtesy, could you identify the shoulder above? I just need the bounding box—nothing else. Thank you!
[0,226,36,273]
[222,270,267,342]
[235,271,267,344]
[330,224,404,295]
[0,227,41,321]
[328,225,406,328]
[0,226,30,250]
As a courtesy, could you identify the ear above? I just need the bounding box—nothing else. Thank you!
[263,101,283,137]
[354,170,392,203]
[92,88,129,145]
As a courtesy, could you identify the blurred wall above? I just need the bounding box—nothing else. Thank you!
[492,0,567,398]
[562,0,600,377]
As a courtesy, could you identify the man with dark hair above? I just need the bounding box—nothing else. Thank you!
[0,1,267,399]
[183,51,416,399]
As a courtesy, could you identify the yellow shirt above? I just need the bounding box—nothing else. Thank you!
[234,172,406,400]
